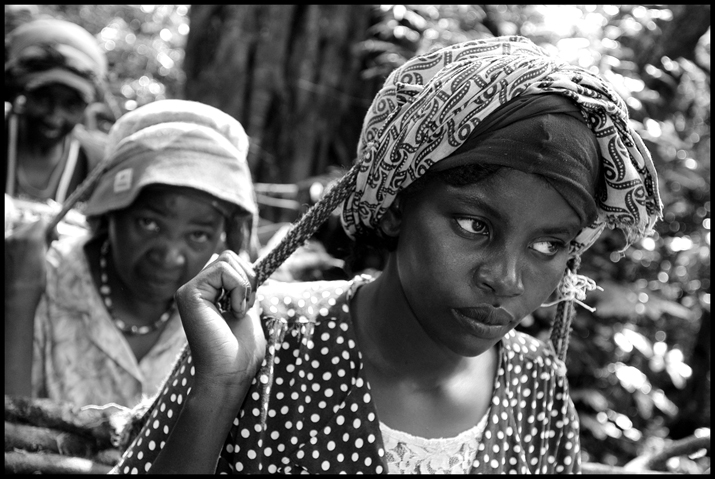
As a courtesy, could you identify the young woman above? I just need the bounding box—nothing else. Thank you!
[110,36,662,474]
[4,99,258,408]
[5,18,108,203]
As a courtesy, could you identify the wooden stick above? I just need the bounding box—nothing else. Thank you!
[93,447,123,466]
[623,433,711,472]
[4,395,123,446]
[4,421,96,457]
[581,461,677,475]
[4,450,112,474]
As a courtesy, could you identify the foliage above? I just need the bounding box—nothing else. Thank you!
[5,4,710,473]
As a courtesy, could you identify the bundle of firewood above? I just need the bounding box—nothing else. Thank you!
[5,395,133,474]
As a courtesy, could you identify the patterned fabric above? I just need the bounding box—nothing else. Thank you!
[111,276,580,474]
[380,414,488,474]
[341,35,663,257]
[32,233,188,409]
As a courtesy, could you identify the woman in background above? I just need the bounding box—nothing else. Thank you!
[5,18,108,203]
[5,99,258,409]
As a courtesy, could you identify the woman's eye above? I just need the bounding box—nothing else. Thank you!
[455,217,489,235]
[531,240,562,256]
[189,231,211,244]
[138,218,160,232]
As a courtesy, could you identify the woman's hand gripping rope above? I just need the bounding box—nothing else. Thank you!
[126,162,359,439]
[175,250,267,398]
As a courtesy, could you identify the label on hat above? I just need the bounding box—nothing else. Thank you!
[114,168,133,193]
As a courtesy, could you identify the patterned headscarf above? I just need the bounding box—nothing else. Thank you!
[341,35,663,258]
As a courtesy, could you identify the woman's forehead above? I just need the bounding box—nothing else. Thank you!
[415,168,584,233]
[130,185,226,220]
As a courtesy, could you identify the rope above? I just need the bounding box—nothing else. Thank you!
[44,152,115,235]
[547,256,599,375]
[252,163,359,286]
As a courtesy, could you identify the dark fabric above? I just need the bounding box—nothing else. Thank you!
[431,94,601,226]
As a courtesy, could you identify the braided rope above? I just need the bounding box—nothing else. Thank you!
[549,256,581,367]
[252,163,359,286]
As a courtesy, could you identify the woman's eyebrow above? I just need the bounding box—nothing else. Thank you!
[452,191,581,236]
[539,225,582,237]
[452,191,503,219]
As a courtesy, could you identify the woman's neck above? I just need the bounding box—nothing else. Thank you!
[352,259,490,388]
[351,261,498,438]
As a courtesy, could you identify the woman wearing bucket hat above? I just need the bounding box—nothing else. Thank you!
[111,36,662,474]
[4,18,108,204]
[5,99,259,409]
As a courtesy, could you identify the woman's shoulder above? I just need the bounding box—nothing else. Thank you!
[257,277,354,298]
[256,275,372,315]
[500,329,562,369]
[41,234,99,317]
[46,233,91,269]
[255,277,355,320]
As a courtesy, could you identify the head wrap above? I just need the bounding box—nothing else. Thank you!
[5,18,106,103]
[431,93,601,228]
[341,35,663,259]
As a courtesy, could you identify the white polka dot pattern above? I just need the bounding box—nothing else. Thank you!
[110,277,581,474]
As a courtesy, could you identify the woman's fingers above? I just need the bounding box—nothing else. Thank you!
[174,249,266,388]
[175,249,256,334]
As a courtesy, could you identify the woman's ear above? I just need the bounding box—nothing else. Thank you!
[379,198,402,237]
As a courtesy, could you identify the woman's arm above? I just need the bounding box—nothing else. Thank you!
[143,251,267,473]
[5,219,53,396]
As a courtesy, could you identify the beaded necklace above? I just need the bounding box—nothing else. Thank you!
[99,239,174,336]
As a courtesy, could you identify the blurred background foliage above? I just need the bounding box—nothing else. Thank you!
[5,4,710,473]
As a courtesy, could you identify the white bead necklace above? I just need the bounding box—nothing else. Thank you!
[99,239,174,336]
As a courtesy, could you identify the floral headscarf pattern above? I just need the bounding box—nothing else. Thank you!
[341,35,663,257]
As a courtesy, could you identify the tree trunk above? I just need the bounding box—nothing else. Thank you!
[183,5,375,198]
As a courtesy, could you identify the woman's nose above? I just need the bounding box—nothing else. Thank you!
[473,251,524,297]
[44,105,65,125]
[149,241,187,268]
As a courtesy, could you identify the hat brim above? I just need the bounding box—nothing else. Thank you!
[24,68,96,103]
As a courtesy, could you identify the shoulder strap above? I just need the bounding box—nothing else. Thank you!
[72,124,108,172]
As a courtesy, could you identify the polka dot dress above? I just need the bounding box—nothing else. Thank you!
[111,276,581,474]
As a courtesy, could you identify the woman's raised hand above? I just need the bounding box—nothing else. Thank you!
[175,250,267,396]
[5,217,58,396]
[5,217,56,291]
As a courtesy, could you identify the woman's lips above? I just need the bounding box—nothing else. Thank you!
[138,269,181,289]
[454,305,514,326]
[452,305,515,339]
